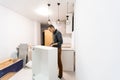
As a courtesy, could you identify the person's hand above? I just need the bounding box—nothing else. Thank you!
[50,44,53,47]
[50,43,58,47]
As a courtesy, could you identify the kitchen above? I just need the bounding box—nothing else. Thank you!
[0,0,75,80]
[0,0,119,80]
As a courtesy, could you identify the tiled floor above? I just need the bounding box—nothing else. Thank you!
[61,71,75,80]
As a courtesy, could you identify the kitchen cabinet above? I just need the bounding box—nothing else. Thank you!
[32,46,57,80]
[44,30,53,46]
[62,48,75,71]
[41,24,53,46]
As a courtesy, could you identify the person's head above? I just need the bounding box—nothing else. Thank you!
[48,25,55,33]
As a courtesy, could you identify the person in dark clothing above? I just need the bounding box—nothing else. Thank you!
[48,25,63,79]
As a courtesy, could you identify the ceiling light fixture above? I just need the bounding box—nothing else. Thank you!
[35,5,52,16]
[48,3,51,24]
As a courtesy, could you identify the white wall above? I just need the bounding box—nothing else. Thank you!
[75,0,120,80]
[34,21,41,45]
[0,5,36,61]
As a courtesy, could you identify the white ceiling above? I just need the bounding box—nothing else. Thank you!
[0,0,74,23]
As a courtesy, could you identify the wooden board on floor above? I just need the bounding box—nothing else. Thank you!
[0,58,18,70]
[0,72,16,80]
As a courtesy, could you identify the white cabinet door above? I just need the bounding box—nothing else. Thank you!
[62,50,74,71]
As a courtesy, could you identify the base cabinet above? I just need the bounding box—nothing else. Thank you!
[32,46,58,80]
[62,50,75,71]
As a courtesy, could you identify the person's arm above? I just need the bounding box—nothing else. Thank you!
[56,32,63,46]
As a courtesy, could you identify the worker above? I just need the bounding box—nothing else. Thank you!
[48,24,63,79]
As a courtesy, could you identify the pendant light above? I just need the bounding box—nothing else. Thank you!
[66,0,70,25]
[57,2,60,24]
[48,3,51,24]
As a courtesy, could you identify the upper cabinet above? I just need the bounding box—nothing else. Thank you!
[66,13,73,34]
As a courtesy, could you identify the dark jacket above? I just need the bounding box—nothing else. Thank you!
[53,29,63,48]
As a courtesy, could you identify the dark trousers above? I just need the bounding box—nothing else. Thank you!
[58,48,63,77]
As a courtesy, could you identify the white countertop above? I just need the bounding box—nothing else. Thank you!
[62,48,74,51]
[33,45,57,50]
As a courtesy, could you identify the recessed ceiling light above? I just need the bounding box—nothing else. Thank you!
[35,7,52,16]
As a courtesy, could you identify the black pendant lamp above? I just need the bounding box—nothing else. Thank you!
[48,3,51,24]
[57,2,60,24]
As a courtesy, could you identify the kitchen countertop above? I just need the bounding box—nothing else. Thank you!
[62,48,74,51]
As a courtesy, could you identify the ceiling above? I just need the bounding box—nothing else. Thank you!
[0,0,74,23]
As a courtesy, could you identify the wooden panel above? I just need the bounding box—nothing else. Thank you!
[0,72,16,80]
[44,30,53,46]
[0,59,23,78]
[0,59,18,70]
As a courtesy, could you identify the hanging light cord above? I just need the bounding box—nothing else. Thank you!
[67,1,68,15]
[57,3,60,21]
[66,1,69,20]
[48,3,50,21]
